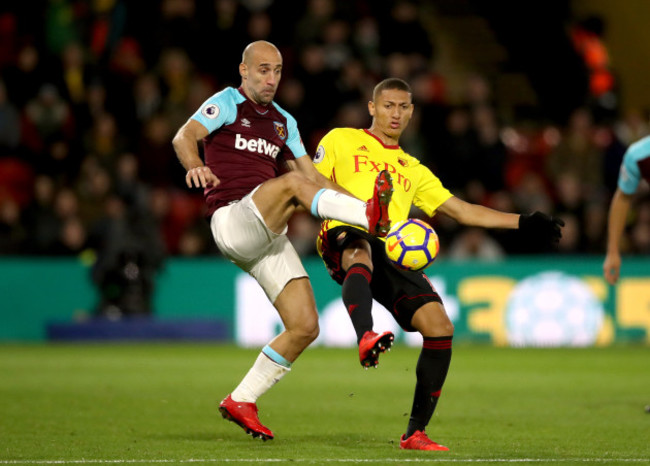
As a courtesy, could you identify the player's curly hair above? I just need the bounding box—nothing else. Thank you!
[372,78,412,101]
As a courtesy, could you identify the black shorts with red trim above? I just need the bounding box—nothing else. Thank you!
[319,225,443,332]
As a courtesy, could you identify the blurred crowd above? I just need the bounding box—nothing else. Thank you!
[1,0,650,270]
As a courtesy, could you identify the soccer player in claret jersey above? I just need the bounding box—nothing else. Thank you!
[603,135,650,284]
[314,78,564,451]
[171,41,392,441]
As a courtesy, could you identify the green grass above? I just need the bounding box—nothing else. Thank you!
[0,344,649,465]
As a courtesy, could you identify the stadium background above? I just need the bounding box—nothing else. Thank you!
[0,0,649,345]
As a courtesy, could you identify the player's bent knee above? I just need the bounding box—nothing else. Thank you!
[281,171,308,192]
[412,303,454,337]
[285,312,319,345]
[442,320,455,336]
[290,322,319,346]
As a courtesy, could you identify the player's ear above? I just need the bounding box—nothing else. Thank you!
[239,63,247,79]
[368,100,375,117]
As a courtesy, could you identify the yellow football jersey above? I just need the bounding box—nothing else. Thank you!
[313,127,453,235]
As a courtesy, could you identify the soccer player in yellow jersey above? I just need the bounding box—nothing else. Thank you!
[314,78,564,451]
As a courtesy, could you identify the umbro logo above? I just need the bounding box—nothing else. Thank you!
[241,118,251,128]
[357,145,369,152]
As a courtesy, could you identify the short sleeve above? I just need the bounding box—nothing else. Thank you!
[312,129,338,179]
[190,88,240,133]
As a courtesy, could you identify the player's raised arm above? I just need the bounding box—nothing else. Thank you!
[172,119,219,189]
[437,196,564,246]
[437,196,519,229]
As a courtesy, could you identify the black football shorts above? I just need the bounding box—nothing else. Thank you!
[319,225,443,331]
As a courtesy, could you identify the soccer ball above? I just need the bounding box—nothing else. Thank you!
[384,219,439,271]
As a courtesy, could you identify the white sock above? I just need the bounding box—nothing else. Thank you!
[311,189,369,229]
[230,352,291,403]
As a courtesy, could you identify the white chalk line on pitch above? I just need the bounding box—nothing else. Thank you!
[1,459,649,464]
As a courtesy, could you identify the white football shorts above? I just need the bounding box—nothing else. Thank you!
[210,187,308,303]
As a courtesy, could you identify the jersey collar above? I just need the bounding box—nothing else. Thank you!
[238,87,272,115]
[363,129,400,150]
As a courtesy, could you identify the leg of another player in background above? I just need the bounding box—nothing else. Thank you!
[404,302,454,443]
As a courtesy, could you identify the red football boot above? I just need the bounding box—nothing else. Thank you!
[366,170,393,237]
[400,430,449,451]
[218,394,274,441]
[359,330,394,369]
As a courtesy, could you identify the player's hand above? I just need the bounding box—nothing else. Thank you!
[186,166,219,189]
[603,252,621,285]
[518,211,565,246]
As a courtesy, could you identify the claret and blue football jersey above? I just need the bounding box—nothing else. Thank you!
[618,135,650,195]
[191,87,307,216]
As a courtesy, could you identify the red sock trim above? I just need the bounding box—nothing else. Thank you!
[422,337,452,350]
[345,264,372,283]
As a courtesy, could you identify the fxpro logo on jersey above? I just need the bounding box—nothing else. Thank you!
[235,134,280,159]
[353,154,412,191]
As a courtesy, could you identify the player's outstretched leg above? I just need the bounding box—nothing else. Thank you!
[359,330,394,369]
[366,170,393,237]
[400,430,449,451]
[219,394,274,441]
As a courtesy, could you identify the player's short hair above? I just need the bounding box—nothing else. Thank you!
[372,78,412,102]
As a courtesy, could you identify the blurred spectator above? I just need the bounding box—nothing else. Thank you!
[58,42,90,106]
[177,220,216,256]
[556,212,581,254]
[294,0,335,45]
[546,107,604,195]
[157,47,196,130]
[570,15,618,121]
[614,108,650,146]
[512,172,553,215]
[83,112,127,168]
[473,105,507,192]
[90,190,165,318]
[3,44,45,108]
[0,80,21,152]
[321,19,353,71]
[133,73,163,123]
[22,175,60,254]
[0,199,25,254]
[378,0,433,63]
[352,16,381,74]
[137,112,183,188]
[501,119,558,191]
[22,83,75,157]
[246,11,273,43]
[0,156,33,207]
[294,43,338,136]
[51,216,88,256]
[447,227,505,261]
[582,200,607,253]
[75,161,112,227]
[44,0,81,56]
[435,105,480,191]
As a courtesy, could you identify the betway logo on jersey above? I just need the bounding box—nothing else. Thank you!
[235,134,280,159]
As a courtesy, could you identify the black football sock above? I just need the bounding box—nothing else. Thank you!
[405,336,453,438]
[341,263,374,343]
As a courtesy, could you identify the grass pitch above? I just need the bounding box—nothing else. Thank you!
[0,344,648,465]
